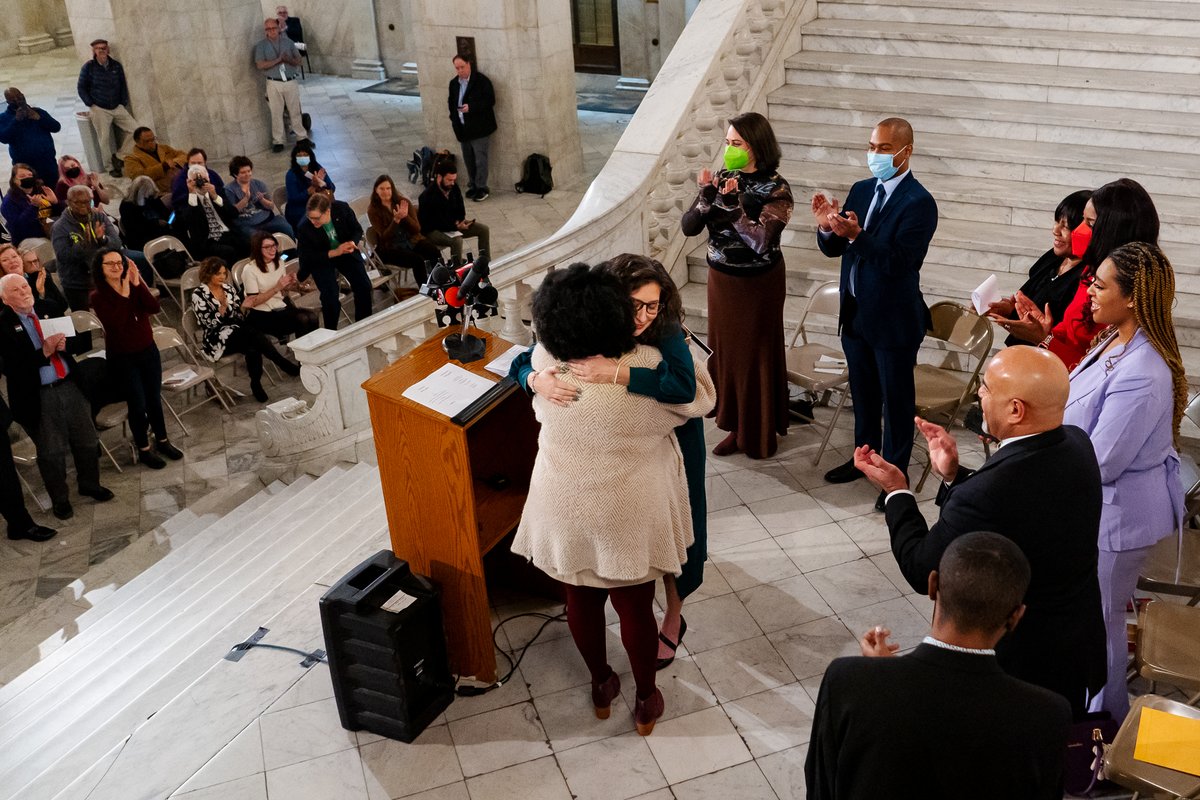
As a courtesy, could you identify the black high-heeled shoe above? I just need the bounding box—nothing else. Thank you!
[655,616,687,671]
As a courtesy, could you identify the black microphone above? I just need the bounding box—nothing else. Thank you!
[457,251,490,304]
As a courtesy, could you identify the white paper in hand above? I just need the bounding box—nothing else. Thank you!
[971,275,1000,315]
[38,316,76,338]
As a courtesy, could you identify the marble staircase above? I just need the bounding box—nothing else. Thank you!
[0,462,391,800]
[682,0,1200,377]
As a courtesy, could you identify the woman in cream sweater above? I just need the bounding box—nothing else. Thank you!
[512,263,715,736]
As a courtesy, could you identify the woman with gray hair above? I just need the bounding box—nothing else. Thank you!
[118,175,171,251]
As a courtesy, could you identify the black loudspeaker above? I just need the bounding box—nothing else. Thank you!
[319,550,454,743]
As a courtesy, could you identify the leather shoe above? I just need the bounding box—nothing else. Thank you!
[156,440,184,460]
[8,524,57,542]
[875,490,886,512]
[52,500,73,520]
[824,458,864,484]
[634,688,665,736]
[138,448,166,469]
[80,486,114,502]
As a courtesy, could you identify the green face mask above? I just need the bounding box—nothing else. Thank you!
[723,145,750,172]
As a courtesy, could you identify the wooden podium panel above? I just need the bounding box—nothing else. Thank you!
[362,328,537,682]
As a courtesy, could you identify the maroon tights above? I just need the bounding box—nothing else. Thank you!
[564,581,659,700]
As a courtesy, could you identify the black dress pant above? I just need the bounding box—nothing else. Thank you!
[22,381,101,505]
[223,325,296,385]
[0,423,36,536]
[309,255,372,330]
[109,345,167,449]
[378,239,442,286]
[246,306,319,342]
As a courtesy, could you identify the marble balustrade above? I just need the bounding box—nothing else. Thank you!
[254,0,813,479]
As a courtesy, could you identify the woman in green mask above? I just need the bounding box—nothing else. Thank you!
[681,112,793,459]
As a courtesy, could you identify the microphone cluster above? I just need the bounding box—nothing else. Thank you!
[419,252,499,312]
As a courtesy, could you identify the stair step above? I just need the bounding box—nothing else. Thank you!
[801,19,1200,74]
[768,84,1200,153]
[0,465,385,799]
[0,474,314,699]
[777,161,1200,247]
[0,476,270,687]
[783,52,1200,113]
[818,0,1200,36]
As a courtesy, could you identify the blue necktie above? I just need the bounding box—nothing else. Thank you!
[850,184,888,297]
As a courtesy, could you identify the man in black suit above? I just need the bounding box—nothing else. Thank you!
[447,55,497,202]
[855,345,1105,716]
[0,273,113,521]
[805,532,1071,800]
[813,117,938,509]
[0,394,56,542]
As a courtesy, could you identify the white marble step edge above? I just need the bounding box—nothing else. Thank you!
[28,517,388,800]
[822,0,1200,19]
[818,0,1200,34]
[0,469,385,798]
[0,472,325,708]
[0,475,273,688]
[0,465,354,722]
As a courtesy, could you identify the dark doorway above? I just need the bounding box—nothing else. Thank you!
[572,0,621,75]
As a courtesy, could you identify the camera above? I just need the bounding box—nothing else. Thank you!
[194,175,207,188]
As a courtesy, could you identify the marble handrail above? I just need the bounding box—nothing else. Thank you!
[255,0,812,479]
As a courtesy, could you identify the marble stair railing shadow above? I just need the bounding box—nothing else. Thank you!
[255,0,813,480]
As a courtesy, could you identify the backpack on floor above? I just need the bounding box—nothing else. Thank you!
[409,147,453,188]
[152,248,191,280]
[515,153,553,197]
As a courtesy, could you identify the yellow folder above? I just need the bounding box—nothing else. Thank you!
[1133,707,1200,777]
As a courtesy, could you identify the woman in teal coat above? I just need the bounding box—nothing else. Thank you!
[510,254,705,669]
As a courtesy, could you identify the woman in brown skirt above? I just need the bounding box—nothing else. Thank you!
[681,112,793,459]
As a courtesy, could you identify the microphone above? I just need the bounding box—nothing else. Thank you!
[457,252,489,305]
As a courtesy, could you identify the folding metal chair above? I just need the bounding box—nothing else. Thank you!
[142,235,195,313]
[1104,695,1200,799]
[784,281,850,466]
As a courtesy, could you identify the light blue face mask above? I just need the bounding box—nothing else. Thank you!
[867,146,908,181]
[296,156,311,168]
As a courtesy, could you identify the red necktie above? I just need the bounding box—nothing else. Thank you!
[30,315,67,379]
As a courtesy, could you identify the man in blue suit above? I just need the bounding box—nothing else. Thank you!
[813,117,938,509]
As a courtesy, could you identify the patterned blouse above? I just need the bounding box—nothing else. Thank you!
[680,168,793,276]
[191,281,245,362]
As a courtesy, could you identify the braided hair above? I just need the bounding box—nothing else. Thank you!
[1107,242,1186,446]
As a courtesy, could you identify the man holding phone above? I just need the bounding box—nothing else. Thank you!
[447,55,497,202]
[418,158,491,261]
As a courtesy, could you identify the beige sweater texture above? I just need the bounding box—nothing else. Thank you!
[512,343,717,588]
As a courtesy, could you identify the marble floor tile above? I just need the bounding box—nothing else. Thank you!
[463,756,572,800]
[767,616,860,680]
[263,663,335,715]
[264,747,369,800]
[445,701,551,778]
[704,474,742,513]
[643,705,752,785]
[177,720,265,793]
[806,482,883,522]
[491,598,569,651]
[691,635,796,703]
[805,558,903,613]
[532,682,635,753]
[736,574,834,634]
[360,724,462,800]
[674,592,763,654]
[670,761,779,800]
[773,521,863,574]
[556,732,667,800]
[173,774,267,800]
[722,682,816,758]
[259,696,359,770]
[394,783,468,800]
[870,552,924,597]
[705,506,771,554]
[838,596,933,653]
[747,491,834,536]
[836,512,892,557]
[677,562,734,603]
[711,537,801,592]
[756,744,810,800]
[515,633,596,699]
[616,656,718,725]
[721,463,804,505]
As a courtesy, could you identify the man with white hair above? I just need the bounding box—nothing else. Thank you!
[0,273,113,521]
[176,162,242,264]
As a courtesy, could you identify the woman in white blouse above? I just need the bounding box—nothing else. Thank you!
[241,231,318,341]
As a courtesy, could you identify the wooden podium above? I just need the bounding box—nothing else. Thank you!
[362,328,538,682]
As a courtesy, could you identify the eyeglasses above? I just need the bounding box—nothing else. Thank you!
[632,299,661,316]
[261,241,278,249]
[102,259,124,267]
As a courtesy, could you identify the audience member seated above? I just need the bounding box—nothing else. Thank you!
[88,247,183,470]
[170,148,225,210]
[1064,241,1187,721]
[0,88,61,190]
[367,174,440,286]
[242,230,318,341]
[225,156,293,239]
[417,157,490,261]
[988,189,1090,346]
[118,175,171,251]
[806,532,1071,800]
[0,272,114,521]
[296,193,371,330]
[856,346,1106,717]
[123,126,186,198]
[54,154,111,207]
[19,245,68,312]
[50,185,124,310]
[176,164,243,265]
[284,142,334,229]
[0,391,55,542]
[2,163,62,245]
[0,243,22,277]
[511,263,716,737]
[1014,178,1160,370]
[190,257,300,402]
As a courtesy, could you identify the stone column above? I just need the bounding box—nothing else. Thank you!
[14,0,56,55]
[64,0,271,160]
[350,0,386,80]
[48,0,74,47]
[411,0,584,196]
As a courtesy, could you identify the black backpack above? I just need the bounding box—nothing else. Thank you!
[515,153,553,197]
[152,248,191,279]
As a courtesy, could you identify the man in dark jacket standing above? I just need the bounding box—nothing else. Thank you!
[77,39,141,177]
[447,55,497,202]
[0,88,61,187]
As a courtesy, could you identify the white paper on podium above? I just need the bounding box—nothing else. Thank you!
[484,344,527,377]
[39,316,76,338]
[401,362,496,418]
[971,275,1001,315]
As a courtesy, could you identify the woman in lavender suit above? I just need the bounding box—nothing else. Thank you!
[1062,242,1186,720]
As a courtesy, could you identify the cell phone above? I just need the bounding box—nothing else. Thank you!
[964,405,999,444]
[280,253,289,262]
[168,211,176,225]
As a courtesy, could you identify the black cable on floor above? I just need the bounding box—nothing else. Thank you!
[228,641,328,664]
[455,608,567,697]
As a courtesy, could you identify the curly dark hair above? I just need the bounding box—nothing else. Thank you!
[197,256,227,285]
[228,155,254,177]
[90,246,124,286]
[598,254,684,345]
[289,141,321,174]
[532,263,635,361]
